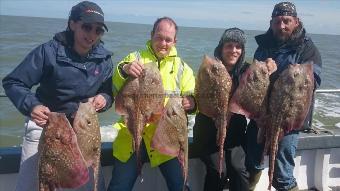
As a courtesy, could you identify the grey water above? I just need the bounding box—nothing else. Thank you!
[1,15,339,147]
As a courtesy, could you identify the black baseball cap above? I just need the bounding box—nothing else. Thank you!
[70,1,108,31]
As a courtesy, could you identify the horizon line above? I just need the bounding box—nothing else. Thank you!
[1,14,339,36]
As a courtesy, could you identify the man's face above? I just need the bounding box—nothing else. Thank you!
[270,16,299,43]
[151,20,177,59]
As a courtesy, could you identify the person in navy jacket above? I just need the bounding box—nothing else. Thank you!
[2,1,113,190]
[246,2,322,191]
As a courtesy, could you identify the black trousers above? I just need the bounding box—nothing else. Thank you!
[226,146,249,191]
[201,146,249,191]
[192,113,249,191]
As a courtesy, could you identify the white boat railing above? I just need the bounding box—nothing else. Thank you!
[315,89,340,93]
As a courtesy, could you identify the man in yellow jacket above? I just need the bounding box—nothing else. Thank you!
[107,17,196,191]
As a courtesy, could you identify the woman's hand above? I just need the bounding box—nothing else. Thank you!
[88,94,107,112]
[31,105,50,127]
[182,96,196,112]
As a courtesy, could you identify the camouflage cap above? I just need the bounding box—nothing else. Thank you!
[272,1,297,17]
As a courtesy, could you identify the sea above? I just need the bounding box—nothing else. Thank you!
[0,15,339,147]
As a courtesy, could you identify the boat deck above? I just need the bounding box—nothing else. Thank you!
[1,128,340,190]
[1,128,339,173]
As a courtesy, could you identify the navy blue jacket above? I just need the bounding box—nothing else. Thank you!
[253,24,322,130]
[2,31,113,117]
[254,25,322,87]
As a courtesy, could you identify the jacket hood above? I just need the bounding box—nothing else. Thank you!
[214,34,246,78]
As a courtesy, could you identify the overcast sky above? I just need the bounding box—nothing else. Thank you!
[1,0,339,35]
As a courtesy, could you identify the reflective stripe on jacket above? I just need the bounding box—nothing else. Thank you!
[112,40,195,167]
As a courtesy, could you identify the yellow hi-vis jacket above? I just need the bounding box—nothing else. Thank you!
[112,40,195,167]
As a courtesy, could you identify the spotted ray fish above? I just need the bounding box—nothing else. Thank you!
[195,55,232,177]
[115,62,165,175]
[151,97,188,186]
[73,102,101,191]
[229,60,277,119]
[264,63,314,190]
[38,112,89,191]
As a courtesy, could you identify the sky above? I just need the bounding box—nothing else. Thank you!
[1,0,340,35]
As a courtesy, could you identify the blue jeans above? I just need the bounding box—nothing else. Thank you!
[273,130,299,190]
[107,140,185,191]
[246,120,299,190]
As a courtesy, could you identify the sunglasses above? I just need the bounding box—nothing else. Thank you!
[81,23,105,35]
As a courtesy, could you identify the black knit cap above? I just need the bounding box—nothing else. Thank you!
[214,27,246,59]
[214,27,246,78]
[272,1,297,18]
[70,1,108,31]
